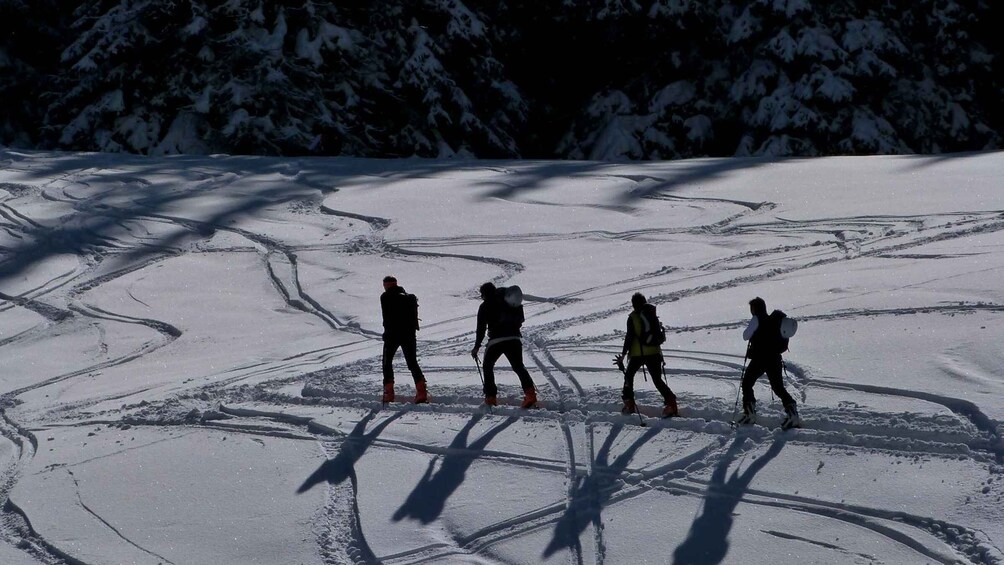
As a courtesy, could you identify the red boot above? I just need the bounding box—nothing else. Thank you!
[484,396,498,407]
[415,381,428,404]
[622,398,637,415]
[521,389,538,409]
[662,396,679,418]
[382,382,395,403]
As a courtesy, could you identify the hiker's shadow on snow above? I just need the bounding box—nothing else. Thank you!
[671,436,788,565]
[297,410,403,493]
[392,414,517,524]
[543,424,660,559]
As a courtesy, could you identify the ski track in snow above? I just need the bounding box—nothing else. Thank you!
[2,155,1004,564]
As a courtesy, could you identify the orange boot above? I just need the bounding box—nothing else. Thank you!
[415,380,428,404]
[382,382,395,403]
[662,396,679,418]
[521,388,538,409]
[622,398,638,415]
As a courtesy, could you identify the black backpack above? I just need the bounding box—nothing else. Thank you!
[402,292,420,331]
[766,309,791,353]
[638,303,667,346]
[495,286,524,328]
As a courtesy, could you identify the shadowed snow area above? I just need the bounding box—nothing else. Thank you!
[1,149,1003,564]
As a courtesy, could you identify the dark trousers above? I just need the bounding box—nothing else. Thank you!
[741,355,794,408]
[483,340,535,397]
[622,355,675,402]
[383,334,424,385]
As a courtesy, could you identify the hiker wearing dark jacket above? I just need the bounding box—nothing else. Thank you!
[471,282,538,409]
[614,293,678,417]
[738,296,798,426]
[381,276,427,404]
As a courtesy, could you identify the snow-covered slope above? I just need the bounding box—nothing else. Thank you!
[1,149,1002,564]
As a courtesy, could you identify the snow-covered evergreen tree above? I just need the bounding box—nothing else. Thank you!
[380,0,526,157]
[724,0,997,156]
[641,0,729,159]
[49,0,341,155]
[725,0,844,156]
[43,0,526,157]
[553,0,727,160]
[7,0,1003,158]
[50,1,210,154]
[550,0,998,159]
[881,0,999,152]
[0,0,64,147]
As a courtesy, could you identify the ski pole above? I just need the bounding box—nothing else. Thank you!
[474,355,484,386]
[781,358,794,397]
[730,344,750,427]
[474,355,492,415]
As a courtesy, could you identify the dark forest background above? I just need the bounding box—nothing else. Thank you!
[1,0,1000,160]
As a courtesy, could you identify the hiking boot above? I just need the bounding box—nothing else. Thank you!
[622,398,637,415]
[736,401,756,425]
[484,396,498,407]
[520,389,538,409]
[662,396,679,418]
[415,380,428,404]
[781,404,802,430]
[382,382,395,404]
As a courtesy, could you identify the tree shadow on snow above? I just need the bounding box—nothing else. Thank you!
[392,414,517,524]
[0,150,776,289]
[542,424,660,559]
[472,157,774,209]
[0,152,340,287]
[671,435,788,565]
[297,410,403,493]
[897,150,1000,172]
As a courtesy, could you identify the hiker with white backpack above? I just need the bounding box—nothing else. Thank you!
[471,282,539,409]
[737,296,801,429]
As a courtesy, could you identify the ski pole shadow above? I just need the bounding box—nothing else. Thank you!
[543,424,660,559]
[672,435,788,565]
[297,410,403,493]
[392,414,517,524]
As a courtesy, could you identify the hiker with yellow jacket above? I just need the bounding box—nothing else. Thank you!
[614,292,678,418]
